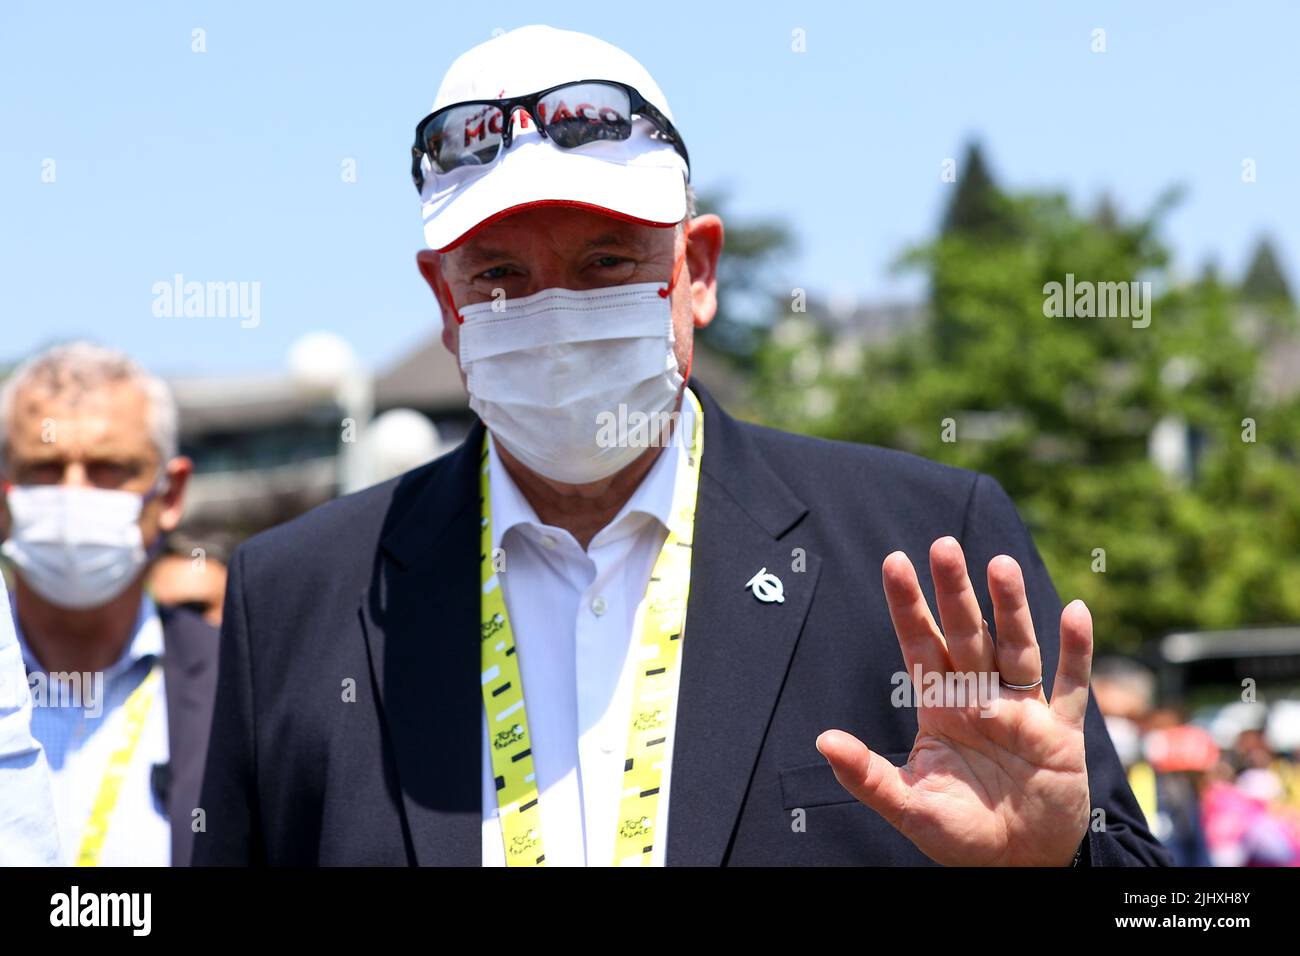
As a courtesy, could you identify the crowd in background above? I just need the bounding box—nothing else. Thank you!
[1094,658,1300,866]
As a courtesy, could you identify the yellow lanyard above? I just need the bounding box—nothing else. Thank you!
[479,386,703,866]
[75,661,163,867]
[1127,761,1159,832]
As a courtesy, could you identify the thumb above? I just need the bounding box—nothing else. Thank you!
[816,729,911,829]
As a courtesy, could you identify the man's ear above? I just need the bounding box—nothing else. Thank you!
[156,456,193,534]
[684,214,724,330]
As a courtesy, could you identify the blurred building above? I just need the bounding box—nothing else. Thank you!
[168,334,470,542]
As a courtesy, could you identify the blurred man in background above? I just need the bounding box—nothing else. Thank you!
[0,342,218,865]
[150,533,231,629]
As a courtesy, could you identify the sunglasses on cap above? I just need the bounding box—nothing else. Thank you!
[410,78,690,193]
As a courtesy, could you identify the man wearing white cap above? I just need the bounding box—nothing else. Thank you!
[195,25,1168,867]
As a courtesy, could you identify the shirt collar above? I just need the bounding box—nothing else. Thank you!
[487,388,696,552]
[14,593,164,678]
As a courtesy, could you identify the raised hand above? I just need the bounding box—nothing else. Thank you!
[816,536,1094,866]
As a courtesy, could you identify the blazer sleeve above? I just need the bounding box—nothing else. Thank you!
[962,473,1173,867]
[192,545,265,865]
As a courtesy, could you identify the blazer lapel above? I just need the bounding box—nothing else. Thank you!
[666,381,822,865]
[354,381,818,867]
[161,609,218,867]
[358,421,485,866]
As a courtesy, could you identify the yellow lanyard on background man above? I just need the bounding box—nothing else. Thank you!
[75,661,163,867]
[479,386,704,866]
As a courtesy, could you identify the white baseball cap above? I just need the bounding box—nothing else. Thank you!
[417,25,689,252]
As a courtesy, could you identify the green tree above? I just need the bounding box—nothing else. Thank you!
[940,141,1019,240]
[1241,236,1293,305]
[754,173,1300,651]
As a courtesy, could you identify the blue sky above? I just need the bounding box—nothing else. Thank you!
[2,1,1297,376]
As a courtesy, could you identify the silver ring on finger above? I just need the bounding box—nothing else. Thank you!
[999,675,1043,691]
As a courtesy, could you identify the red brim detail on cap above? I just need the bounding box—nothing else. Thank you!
[432,199,678,253]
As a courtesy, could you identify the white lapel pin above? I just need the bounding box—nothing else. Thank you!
[745,567,785,604]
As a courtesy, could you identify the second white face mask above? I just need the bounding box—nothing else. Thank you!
[1,484,151,610]
[457,282,685,484]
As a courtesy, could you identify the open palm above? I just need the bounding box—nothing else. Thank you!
[817,537,1094,866]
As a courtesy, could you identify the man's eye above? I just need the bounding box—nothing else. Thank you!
[476,266,513,280]
[20,463,64,485]
[86,462,137,489]
[592,256,629,268]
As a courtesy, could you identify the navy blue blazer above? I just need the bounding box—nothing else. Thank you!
[160,603,220,866]
[193,378,1170,866]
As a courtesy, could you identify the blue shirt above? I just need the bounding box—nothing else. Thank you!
[16,594,171,866]
[0,576,60,865]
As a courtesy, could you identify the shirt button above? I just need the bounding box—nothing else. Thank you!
[541,535,556,550]
[600,738,618,754]
[591,595,608,616]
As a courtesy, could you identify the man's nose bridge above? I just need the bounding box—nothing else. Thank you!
[62,462,90,488]
[529,260,572,294]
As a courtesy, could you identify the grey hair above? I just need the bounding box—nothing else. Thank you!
[0,341,179,474]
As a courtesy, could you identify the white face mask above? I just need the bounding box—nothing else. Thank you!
[457,281,685,483]
[2,484,154,610]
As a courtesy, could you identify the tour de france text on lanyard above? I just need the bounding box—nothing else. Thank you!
[478,386,704,866]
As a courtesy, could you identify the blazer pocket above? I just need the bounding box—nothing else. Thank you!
[779,751,912,810]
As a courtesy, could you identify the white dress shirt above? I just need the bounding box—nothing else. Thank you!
[481,395,695,866]
[0,576,60,865]
[17,595,171,866]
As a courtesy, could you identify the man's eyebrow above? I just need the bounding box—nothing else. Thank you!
[459,232,651,266]
[582,232,648,251]
[458,245,518,267]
